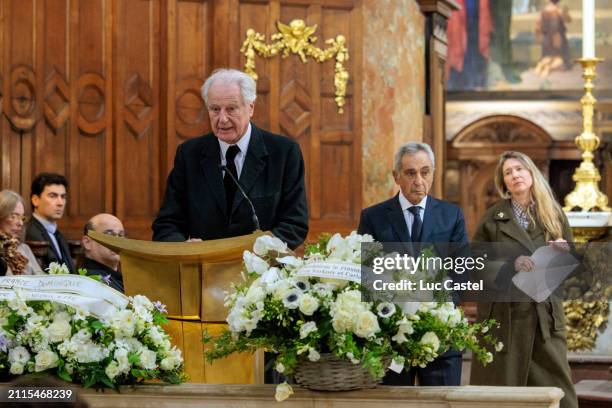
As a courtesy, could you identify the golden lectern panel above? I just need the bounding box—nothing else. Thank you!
[88,230,266,384]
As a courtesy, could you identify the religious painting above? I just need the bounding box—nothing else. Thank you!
[446,0,612,93]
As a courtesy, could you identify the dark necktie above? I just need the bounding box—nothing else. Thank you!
[224,145,241,215]
[408,206,422,243]
[53,230,65,261]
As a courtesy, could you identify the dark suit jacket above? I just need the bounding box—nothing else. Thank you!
[358,193,469,378]
[83,257,124,293]
[358,194,468,245]
[152,124,309,249]
[25,216,75,273]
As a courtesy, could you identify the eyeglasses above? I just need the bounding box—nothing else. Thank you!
[8,213,27,223]
[102,229,126,238]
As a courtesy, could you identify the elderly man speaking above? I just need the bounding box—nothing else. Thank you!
[152,69,308,249]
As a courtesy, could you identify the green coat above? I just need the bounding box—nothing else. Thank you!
[469,199,577,408]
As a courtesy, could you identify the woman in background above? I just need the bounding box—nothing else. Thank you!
[469,151,577,408]
[0,189,44,275]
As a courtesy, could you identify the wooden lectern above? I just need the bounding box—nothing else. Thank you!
[88,230,266,384]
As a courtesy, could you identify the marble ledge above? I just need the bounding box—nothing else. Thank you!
[79,384,564,408]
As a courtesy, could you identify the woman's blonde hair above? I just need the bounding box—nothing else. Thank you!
[0,189,26,240]
[494,151,564,239]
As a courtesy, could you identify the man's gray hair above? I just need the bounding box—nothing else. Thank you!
[201,68,257,105]
[394,142,436,173]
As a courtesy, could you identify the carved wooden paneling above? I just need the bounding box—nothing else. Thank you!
[0,0,363,242]
[448,115,554,236]
[228,0,362,238]
[65,0,112,236]
[115,0,161,239]
[166,0,212,177]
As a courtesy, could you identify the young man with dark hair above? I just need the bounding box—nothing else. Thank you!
[25,172,75,273]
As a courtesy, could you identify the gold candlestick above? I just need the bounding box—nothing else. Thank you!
[563,58,610,212]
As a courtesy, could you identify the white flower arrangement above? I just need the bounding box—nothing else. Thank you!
[0,271,186,388]
[205,233,500,401]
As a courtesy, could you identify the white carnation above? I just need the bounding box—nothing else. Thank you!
[8,346,30,364]
[307,347,320,362]
[138,349,158,370]
[299,321,317,339]
[105,361,121,380]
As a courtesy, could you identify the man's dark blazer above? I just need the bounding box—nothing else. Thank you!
[25,216,75,273]
[152,124,309,250]
[357,193,468,386]
[83,257,124,293]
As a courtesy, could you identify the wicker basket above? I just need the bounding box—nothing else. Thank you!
[293,353,388,391]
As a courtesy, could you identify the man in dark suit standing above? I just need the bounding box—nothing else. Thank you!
[358,142,468,386]
[25,172,75,273]
[152,68,308,250]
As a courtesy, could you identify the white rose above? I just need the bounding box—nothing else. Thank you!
[253,236,288,256]
[307,347,320,362]
[298,294,319,316]
[114,348,130,373]
[275,362,285,373]
[9,346,30,364]
[243,251,270,275]
[105,361,121,380]
[147,326,166,347]
[34,350,59,372]
[331,309,354,333]
[495,342,504,352]
[275,382,294,402]
[54,311,71,323]
[48,320,72,343]
[420,331,440,353]
[160,356,179,371]
[299,322,317,339]
[245,285,265,304]
[10,362,24,375]
[138,349,158,370]
[353,311,380,339]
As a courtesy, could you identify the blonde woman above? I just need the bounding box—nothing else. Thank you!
[0,190,44,275]
[469,151,577,408]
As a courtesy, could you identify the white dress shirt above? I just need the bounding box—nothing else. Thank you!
[32,213,63,260]
[398,192,427,237]
[218,123,252,179]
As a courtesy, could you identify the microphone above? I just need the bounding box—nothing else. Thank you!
[219,164,261,231]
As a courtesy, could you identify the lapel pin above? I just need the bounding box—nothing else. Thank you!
[497,212,505,219]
